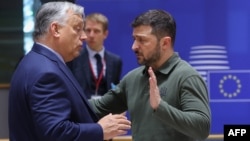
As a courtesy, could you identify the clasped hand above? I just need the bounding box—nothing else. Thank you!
[98,113,131,140]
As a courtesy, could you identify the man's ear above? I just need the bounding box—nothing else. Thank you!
[160,36,171,49]
[103,30,109,39]
[51,22,60,37]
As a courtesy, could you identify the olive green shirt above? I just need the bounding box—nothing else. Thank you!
[90,53,211,141]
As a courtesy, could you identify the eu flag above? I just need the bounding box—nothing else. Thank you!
[208,70,250,134]
[208,70,250,102]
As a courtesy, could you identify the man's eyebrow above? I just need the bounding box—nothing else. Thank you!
[133,34,148,38]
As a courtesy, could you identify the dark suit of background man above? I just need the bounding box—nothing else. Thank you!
[8,2,130,141]
[67,13,122,99]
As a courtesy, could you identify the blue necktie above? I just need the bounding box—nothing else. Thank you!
[94,53,103,77]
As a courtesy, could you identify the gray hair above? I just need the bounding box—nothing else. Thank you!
[33,1,84,40]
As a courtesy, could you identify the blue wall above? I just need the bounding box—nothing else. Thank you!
[76,0,250,134]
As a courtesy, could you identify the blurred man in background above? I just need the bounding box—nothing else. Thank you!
[67,13,122,99]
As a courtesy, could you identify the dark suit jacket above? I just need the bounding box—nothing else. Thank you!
[67,47,122,99]
[8,43,103,141]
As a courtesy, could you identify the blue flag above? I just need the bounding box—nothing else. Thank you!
[208,70,250,102]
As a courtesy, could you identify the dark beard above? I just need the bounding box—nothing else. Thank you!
[141,43,161,66]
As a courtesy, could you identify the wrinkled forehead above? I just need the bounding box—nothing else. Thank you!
[133,25,153,37]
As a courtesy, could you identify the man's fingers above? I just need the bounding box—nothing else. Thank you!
[116,130,128,136]
[118,123,131,130]
[108,113,131,127]
[148,67,155,78]
[148,67,157,86]
[112,114,128,119]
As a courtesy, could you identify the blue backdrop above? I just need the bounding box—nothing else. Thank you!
[76,0,250,135]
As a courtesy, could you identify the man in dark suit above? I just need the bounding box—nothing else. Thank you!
[8,2,130,141]
[67,13,122,99]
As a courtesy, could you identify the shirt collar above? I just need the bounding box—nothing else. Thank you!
[142,52,180,76]
[35,42,65,64]
[86,45,105,58]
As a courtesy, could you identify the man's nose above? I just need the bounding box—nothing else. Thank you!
[80,31,87,41]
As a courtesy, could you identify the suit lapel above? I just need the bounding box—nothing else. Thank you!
[57,62,99,121]
[82,49,93,88]
[32,43,99,121]
[104,51,113,89]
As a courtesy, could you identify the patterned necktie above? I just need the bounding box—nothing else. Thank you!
[94,53,103,77]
